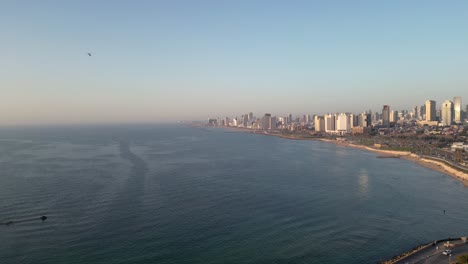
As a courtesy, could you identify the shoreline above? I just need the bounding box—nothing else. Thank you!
[319,138,468,186]
[215,127,468,186]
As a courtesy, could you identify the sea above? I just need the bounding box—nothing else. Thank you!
[1,124,467,264]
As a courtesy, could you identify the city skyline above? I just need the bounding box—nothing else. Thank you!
[210,96,465,122]
[1,1,468,125]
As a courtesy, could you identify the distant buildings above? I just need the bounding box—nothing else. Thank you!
[390,110,398,123]
[242,114,248,127]
[382,105,390,127]
[325,114,336,132]
[417,104,426,120]
[453,96,462,123]
[314,116,325,132]
[336,113,351,134]
[208,118,218,126]
[425,100,436,121]
[207,94,464,133]
[441,100,454,126]
[305,114,311,125]
[352,126,369,135]
[261,113,276,129]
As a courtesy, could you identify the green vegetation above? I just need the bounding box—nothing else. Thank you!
[456,254,468,264]
[357,138,375,146]
[382,147,414,152]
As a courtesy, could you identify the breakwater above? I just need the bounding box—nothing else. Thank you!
[1,216,47,226]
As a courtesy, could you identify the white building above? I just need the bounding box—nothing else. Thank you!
[336,113,351,134]
[314,116,325,132]
[325,114,336,133]
[451,142,468,151]
[454,96,462,123]
[390,110,398,123]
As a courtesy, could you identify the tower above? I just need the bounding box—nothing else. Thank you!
[441,100,454,126]
[453,96,462,123]
[382,105,390,127]
[425,100,436,121]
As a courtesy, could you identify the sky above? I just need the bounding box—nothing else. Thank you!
[1,0,468,125]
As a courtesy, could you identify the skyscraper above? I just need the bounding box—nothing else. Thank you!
[261,114,271,130]
[454,96,462,123]
[336,113,351,134]
[325,114,336,132]
[441,100,454,126]
[425,100,436,121]
[305,114,311,125]
[314,116,325,132]
[420,104,426,120]
[242,114,248,127]
[382,105,390,127]
[390,110,398,123]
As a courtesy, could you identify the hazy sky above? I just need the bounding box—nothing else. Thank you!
[1,0,468,125]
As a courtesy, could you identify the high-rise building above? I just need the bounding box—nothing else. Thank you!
[365,113,371,127]
[372,112,380,123]
[382,105,390,127]
[231,117,238,127]
[419,105,426,120]
[465,104,468,121]
[425,100,436,121]
[314,116,325,132]
[325,114,336,132]
[359,112,371,127]
[336,113,351,134]
[269,116,277,130]
[261,114,271,130]
[413,106,418,120]
[390,110,398,123]
[208,118,218,126]
[248,112,253,121]
[305,114,311,125]
[242,114,248,127]
[349,114,356,128]
[454,96,462,123]
[441,100,454,126]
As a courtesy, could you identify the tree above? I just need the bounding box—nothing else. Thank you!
[457,254,468,264]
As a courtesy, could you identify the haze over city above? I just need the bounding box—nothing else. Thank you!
[1,0,468,125]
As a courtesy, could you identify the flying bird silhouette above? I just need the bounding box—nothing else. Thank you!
[87,52,92,56]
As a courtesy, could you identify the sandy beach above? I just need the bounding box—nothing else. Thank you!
[213,127,468,185]
[318,138,468,186]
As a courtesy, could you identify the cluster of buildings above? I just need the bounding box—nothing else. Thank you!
[208,96,467,134]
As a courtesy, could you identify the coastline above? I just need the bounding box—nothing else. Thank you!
[320,139,468,186]
[218,127,468,186]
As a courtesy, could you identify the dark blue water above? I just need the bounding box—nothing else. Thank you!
[1,125,467,264]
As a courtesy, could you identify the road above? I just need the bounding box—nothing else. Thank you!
[394,241,468,264]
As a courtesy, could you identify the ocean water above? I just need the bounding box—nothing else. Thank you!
[1,124,468,264]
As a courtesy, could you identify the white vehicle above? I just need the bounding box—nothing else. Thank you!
[442,249,452,256]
